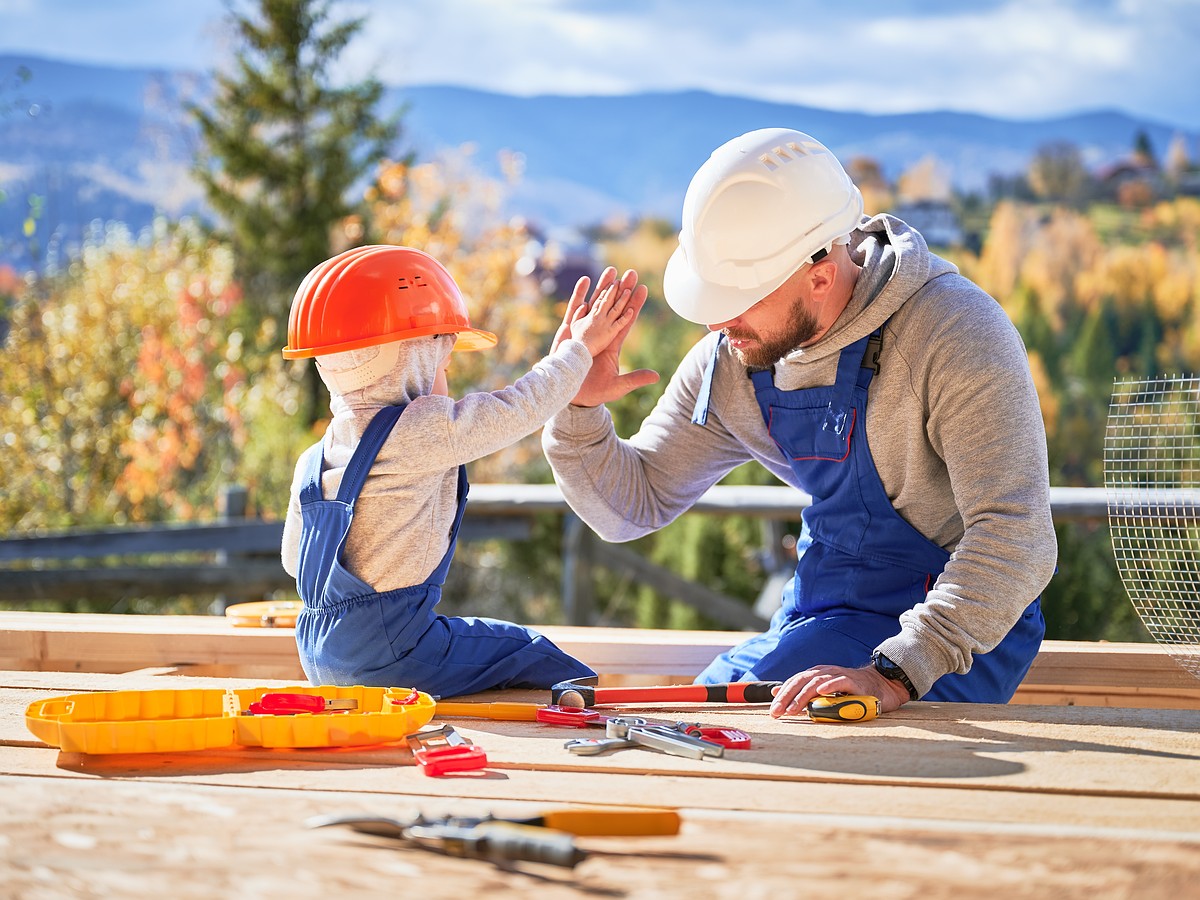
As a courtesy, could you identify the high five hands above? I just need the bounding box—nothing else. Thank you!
[553,266,660,407]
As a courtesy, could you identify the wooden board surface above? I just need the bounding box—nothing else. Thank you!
[2,670,1199,898]
[4,612,1200,708]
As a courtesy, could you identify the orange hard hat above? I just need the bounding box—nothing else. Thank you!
[282,245,497,359]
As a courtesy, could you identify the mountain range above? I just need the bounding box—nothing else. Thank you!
[1,53,1196,270]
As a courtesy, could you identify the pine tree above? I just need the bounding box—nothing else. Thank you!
[190,0,399,420]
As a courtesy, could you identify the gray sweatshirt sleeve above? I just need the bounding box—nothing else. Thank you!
[875,286,1057,695]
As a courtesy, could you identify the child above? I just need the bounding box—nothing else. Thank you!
[280,244,634,697]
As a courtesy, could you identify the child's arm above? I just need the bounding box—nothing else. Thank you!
[391,297,635,470]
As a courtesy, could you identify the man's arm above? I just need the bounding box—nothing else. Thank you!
[543,329,756,543]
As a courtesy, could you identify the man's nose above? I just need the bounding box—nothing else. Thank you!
[707,315,737,333]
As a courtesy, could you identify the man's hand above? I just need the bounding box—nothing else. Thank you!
[769,663,911,718]
[555,267,659,407]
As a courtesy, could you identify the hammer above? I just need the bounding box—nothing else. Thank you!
[550,677,781,708]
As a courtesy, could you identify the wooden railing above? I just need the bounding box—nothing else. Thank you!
[0,485,1113,628]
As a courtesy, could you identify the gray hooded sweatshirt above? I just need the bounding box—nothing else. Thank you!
[542,213,1057,697]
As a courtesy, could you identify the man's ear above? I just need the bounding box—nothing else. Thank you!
[807,258,838,302]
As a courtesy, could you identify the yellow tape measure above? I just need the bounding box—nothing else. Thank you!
[807,694,881,723]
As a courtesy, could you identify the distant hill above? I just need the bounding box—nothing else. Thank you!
[1,53,1195,269]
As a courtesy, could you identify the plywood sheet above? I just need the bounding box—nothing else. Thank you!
[1,774,1197,900]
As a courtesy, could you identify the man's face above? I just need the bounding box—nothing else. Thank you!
[711,280,820,370]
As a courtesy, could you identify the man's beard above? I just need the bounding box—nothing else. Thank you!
[724,297,821,369]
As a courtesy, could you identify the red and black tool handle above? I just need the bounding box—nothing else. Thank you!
[550,680,781,707]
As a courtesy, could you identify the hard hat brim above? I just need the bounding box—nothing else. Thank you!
[663,244,784,327]
[283,325,497,358]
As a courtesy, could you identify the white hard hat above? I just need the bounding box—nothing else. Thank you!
[664,128,865,325]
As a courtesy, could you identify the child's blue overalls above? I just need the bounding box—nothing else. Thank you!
[293,404,595,697]
[693,332,1045,701]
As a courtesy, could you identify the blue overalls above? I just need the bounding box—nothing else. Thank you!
[293,404,595,697]
[693,332,1045,702]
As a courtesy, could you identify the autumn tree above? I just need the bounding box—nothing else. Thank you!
[896,155,952,203]
[0,221,246,532]
[191,0,399,421]
[846,156,893,215]
[1164,134,1193,185]
[1027,141,1089,205]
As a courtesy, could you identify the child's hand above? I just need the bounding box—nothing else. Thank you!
[564,280,635,357]
[552,267,659,407]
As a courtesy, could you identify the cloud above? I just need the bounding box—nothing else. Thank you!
[2,0,1198,129]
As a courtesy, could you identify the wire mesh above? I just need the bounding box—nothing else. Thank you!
[1105,375,1200,681]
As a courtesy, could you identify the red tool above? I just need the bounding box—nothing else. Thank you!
[550,678,781,708]
[687,727,752,749]
[246,693,359,715]
[407,724,488,777]
[535,705,606,726]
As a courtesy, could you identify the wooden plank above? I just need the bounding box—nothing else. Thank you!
[7,672,1200,802]
[2,774,1196,898]
[3,670,1199,895]
[1,613,1198,708]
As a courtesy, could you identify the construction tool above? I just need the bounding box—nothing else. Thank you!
[550,677,781,708]
[308,807,681,838]
[564,717,726,760]
[806,694,881,723]
[312,815,583,869]
[539,703,753,749]
[434,700,544,721]
[25,684,435,754]
[246,693,358,715]
[607,717,725,759]
[407,724,488,776]
[688,726,752,749]
[308,807,683,869]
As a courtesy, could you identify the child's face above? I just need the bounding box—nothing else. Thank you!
[433,356,450,396]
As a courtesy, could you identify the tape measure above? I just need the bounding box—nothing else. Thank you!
[807,694,881,723]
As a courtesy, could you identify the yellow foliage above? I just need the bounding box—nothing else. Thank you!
[973,201,1036,308]
[1019,208,1103,326]
[0,222,247,528]
[361,149,556,482]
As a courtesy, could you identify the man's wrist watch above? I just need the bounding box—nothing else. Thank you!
[871,651,919,701]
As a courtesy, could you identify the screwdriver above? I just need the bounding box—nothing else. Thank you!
[806,694,881,723]
[405,821,586,868]
[434,700,544,721]
[309,807,681,838]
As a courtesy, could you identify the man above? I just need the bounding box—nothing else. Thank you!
[543,127,1056,716]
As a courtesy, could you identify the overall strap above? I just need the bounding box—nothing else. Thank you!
[298,441,327,504]
[334,405,407,506]
[691,334,725,426]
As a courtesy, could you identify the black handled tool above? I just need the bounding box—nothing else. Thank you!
[550,677,781,708]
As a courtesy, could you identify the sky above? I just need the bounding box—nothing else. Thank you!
[1,0,1199,131]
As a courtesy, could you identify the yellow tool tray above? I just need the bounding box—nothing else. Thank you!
[26,684,436,755]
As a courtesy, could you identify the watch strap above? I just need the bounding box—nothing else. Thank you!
[872,651,918,701]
